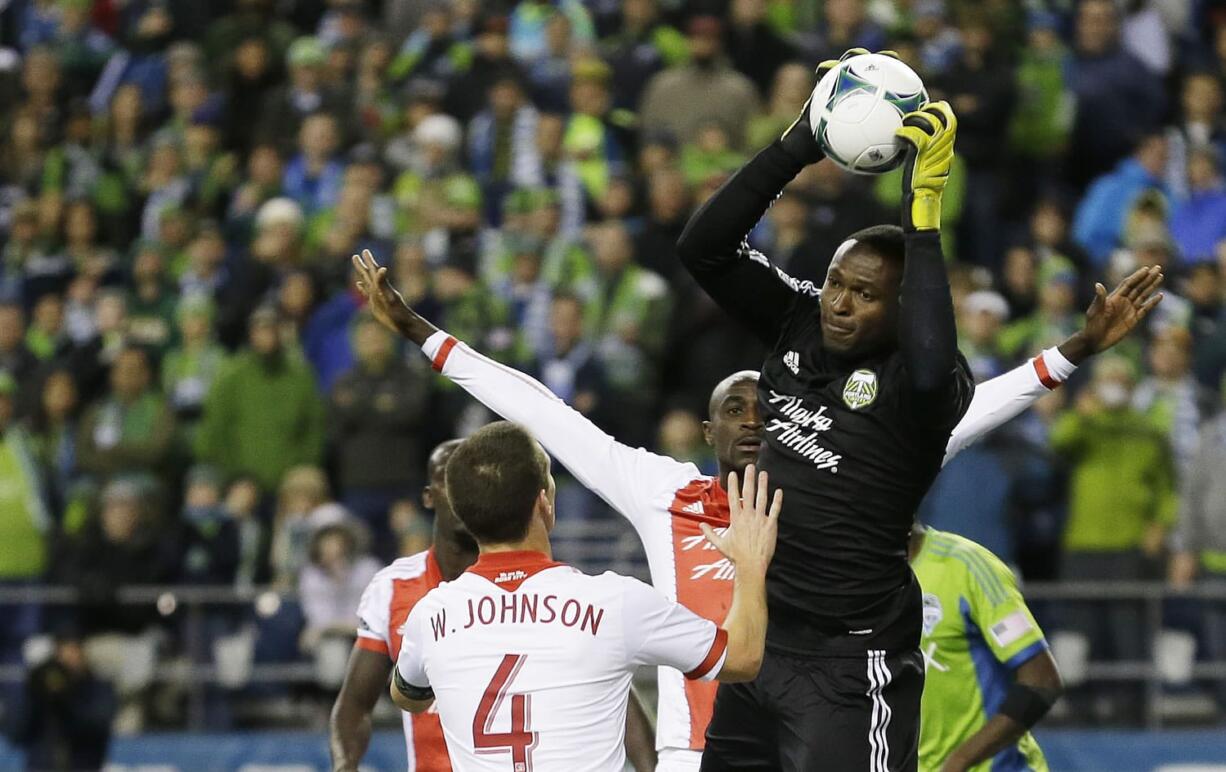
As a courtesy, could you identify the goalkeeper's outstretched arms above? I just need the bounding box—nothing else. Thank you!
[677,49,886,345]
[893,101,962,408]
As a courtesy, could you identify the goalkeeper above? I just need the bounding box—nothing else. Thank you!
[678,50,969,771]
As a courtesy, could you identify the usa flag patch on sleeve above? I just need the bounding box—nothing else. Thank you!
[990,611,1034,648]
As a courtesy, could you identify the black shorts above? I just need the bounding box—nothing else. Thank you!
[700,647,924,772]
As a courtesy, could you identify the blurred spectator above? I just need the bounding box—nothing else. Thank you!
[527,114,586,236]
[1165,73,1226,201]
[0,369,48,585]
[444,14,523,124]
[28,368,80,521]
[636,168,691,281]
[958,290,1010,381]
[1133,326,1217,476]
[329,313,429,540]
[1170,145,1226,264]
[76,346,176,482]
[532,292,608,420]
[1051,356,1177,719]
[657,408,715,475]
[389,496,433,557]
[269,466,336,586]
[1029,196,1092,274]
[258,36,348,151]
[680,123,745,189]
[161,294,228,440]
[746,63,813,152]
[297,521,379,653]
[126,241,177,353]
[725,0,796,97]
[1072,133,1170,266]
[999,257,1080,359]
[69,288,130,403]
[1169,382,1226,704]
[489,235,554,357]
[0,301,39,386]
[466,74,539,212]
[386,3,466,84]
[26,292,69,362]
[564,57,635,208]
[283,112,345,215]
[60,200,120,285]
[509,0,594,64]
[1066,0,1165,189]
[196,307,325,493]
[524,11,577,112]
[222,476,265,586]
[12,626,116,772]
[812,0,887,62]
[221,36,280,157]
[205,0,296,71]
[599,0,686,111]
[178,465,239,585]
[639,16,760,150]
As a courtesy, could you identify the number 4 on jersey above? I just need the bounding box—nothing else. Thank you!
[474,654,538,771]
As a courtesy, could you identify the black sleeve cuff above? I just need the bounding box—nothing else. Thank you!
[393,666,434,702]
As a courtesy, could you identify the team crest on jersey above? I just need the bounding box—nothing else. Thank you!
[922,592,943,636]
[842,369,878,410]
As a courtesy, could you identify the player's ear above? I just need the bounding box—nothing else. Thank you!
[535,489,555,533]
[421,485,434,510]
[702,420,714,446]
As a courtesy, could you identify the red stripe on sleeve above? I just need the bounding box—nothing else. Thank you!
[1032,354,1060,390]
[355,636,389,656]
[686,628,729,680]
[431,336,458,372]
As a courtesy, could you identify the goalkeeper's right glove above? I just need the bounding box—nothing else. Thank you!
[779,48,901,166]
[895,100,958,233]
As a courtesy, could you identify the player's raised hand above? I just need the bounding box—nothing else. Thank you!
[1082,265,1164,353]
[702,465,781,576]
[351,249,436,344]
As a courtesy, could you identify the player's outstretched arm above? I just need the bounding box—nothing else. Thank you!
[895,102,960,402]
[701,465,781,682]
[352,249,687,523]
[940,652,1063,772]
[329,647,393,771]
[943,265,1164,462]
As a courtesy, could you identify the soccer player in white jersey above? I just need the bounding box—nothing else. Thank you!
[390,422,781,772]
[354,251,1162,770]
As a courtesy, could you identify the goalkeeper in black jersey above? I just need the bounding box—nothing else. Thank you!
[678,50,971,772]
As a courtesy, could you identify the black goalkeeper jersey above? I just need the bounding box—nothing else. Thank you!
[678,140,974,655]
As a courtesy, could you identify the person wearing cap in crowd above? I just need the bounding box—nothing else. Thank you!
[391,112,464,233]
[564,56,635,206]
[161,294,229,442]
[1171,144,1226,264]
[999,256,1082,359]
[196,306,325,493]
[639,15,759,150]
[1051,354,1177,722]
[959,289,1012,382]
[259,35,350,151]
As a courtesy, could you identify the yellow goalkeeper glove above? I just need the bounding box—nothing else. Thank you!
[895,100,957,233]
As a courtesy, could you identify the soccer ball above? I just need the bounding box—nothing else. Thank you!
[808,53,928,175]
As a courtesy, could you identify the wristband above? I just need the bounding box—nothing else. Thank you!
[998,683,1054,729]
[393,667,435,702]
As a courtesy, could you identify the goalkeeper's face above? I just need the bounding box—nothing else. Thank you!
[819,248,901,357]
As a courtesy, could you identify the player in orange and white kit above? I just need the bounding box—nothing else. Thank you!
[353,250,1162,771]
[390,422,780,771]
[329,440,658,771]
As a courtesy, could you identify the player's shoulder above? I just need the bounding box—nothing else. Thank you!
[922,530,1018,600]
[367,550,434,590]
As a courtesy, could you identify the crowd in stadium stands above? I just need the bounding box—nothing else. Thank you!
[2,0,1226,736]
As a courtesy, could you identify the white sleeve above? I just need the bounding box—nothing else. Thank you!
[943,347,1077,464]
[394,602,431,690]
[355,569,392,656]
[423,331,696,523]
[620,577,728,681]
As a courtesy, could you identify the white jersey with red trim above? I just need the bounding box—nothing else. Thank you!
[396,550,727,772]
[355,549,453,771]
[421,331,1075,769]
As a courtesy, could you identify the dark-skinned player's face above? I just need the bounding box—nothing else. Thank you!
[703,378,763,475]
[820,247,901,357]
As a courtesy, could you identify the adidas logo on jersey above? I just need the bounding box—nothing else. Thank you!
[783,351,800,375]
[494,570,528,584]
[682,500,704,515]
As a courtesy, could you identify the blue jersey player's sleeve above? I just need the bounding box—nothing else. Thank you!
[966,547,1047,670]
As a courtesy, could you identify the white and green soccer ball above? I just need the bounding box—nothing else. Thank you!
[808,53,928,175]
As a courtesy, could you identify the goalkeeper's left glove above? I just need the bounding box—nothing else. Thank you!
[780,48,900,166]
[895,100,958,233]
